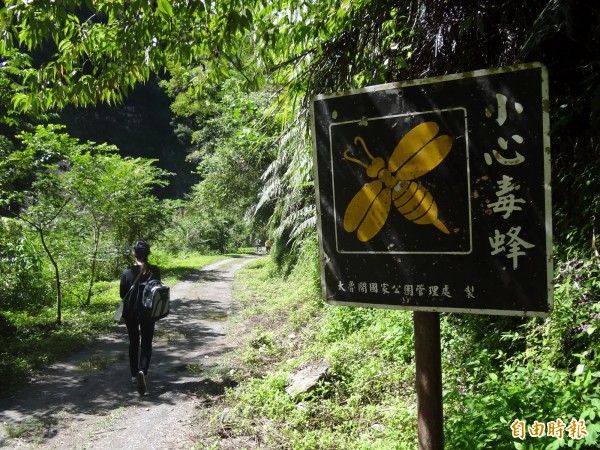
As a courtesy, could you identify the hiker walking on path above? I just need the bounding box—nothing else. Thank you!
[0,256,257,449]
[120,240,161,395]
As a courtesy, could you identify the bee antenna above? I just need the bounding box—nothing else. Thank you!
[343,149,369,169]
[354,136,376,161]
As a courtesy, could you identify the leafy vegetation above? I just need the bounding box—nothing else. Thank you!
[211,245,600,449]
[1,124,171,322]
[159,75,278,253]
[0,251,228,394]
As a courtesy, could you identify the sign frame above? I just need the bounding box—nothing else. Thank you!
[310,63,552,317]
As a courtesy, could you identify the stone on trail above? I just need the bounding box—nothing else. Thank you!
[285,360,331,399]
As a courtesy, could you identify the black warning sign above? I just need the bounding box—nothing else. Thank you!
[311,63,552,316]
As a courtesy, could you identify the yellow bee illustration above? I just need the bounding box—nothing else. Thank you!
[343,121,453,242]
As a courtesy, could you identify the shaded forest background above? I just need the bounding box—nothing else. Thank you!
[59,77,199,199]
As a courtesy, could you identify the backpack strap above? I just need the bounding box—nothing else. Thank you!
[123,268,144,305]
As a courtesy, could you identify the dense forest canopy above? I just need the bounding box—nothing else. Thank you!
[0,0,598,315]
[2,0,598,255]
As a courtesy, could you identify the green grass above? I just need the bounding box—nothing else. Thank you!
[3,416,57,442]
[151,250,228,285]
[219,251,419,449]
[74,354,117,372]
[0,250,247,394]
[211,244,600,450]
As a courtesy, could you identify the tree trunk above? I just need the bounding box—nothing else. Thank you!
[38,228,62,324]
[86,222,101,306]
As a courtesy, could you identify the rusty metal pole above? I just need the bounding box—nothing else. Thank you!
[414,311,444,450]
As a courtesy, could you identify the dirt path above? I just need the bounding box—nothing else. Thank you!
[0,256,258,449]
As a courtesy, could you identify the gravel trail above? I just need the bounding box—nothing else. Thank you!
[0,256,258,449]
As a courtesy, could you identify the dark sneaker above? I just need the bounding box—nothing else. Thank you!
[136,370,146,396]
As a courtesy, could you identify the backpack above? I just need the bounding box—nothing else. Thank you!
[140,279,170,320]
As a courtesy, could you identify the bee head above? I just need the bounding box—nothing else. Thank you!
[343,136,386,178]
[367,158,386,177]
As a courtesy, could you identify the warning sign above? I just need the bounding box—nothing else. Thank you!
[311,63,552,316]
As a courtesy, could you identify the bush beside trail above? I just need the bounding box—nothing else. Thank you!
[0,251,237,394]
[212,241,600,449]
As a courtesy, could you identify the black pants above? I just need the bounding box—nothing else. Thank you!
[125,318,155,377]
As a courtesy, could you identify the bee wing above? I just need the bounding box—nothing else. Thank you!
[343,180,391,242]
[344,180,384,233]
[388,122,453,180]
[357,188,392,242]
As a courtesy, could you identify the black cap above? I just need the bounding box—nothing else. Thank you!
[133,241,151,258]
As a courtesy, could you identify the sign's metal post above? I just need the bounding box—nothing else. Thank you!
[414,311,443,450]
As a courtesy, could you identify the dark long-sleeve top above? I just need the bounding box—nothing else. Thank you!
[120,263,161,320]
[120,263,161,300]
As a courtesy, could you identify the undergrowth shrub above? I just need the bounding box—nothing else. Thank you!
[443,257,600,449]
[227,239,600,449]
[227,241,419,448]
[0,219,50,312]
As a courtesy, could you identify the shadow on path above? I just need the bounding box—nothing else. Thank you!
[0,256,258,449]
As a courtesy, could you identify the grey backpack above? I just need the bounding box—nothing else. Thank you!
[141,279,170,320]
